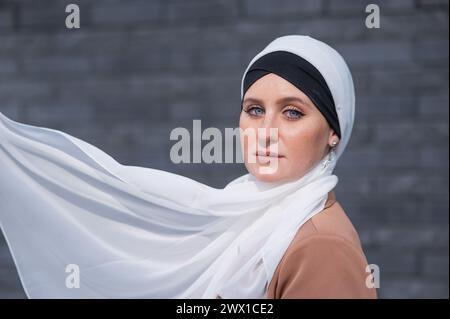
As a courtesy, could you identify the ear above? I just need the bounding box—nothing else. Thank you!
[328,130,340,147]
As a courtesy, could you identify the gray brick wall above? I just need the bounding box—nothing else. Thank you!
[0,0,448,298]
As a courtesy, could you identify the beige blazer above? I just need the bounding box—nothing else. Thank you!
[265,191,377,299]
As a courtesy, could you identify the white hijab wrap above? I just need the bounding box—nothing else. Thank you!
[0,35,355,298]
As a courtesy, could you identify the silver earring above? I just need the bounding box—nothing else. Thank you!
[323,142,337,168]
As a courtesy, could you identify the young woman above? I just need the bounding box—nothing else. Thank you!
[0,35,376,298]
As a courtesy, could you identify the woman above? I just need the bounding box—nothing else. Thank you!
[239,38,376,298]
[0,35,376,298]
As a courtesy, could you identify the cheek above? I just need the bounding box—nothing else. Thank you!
[239,114,253,158]
[238,113,248,131]
[282,118,329,165]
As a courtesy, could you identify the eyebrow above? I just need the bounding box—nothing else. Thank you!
[242,96,311,108]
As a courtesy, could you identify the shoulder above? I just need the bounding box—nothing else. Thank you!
[294,192,363,250]
[266,192,377,299]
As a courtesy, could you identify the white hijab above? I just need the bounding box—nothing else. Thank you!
[0,35,355,298]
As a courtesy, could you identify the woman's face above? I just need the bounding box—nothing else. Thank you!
[239,73,339,183]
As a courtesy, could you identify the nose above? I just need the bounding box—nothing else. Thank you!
[257,113,278,149]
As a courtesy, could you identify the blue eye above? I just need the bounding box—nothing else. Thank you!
[284,109,303,119]
[246,106,264,116]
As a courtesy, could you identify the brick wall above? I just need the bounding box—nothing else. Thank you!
[0,0,448,298]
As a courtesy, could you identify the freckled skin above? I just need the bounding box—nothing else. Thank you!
[239,73,339,183]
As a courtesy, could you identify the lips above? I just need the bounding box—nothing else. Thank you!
[254,151,283,165]
[255,150,283,158]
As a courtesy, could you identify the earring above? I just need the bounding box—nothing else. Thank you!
[323,141,338,168]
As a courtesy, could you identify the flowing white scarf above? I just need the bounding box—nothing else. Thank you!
[0,35,355,298]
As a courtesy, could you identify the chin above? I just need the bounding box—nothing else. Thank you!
[246,163,288,183]
[253,173,285,183]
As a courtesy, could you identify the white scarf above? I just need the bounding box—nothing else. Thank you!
[0,35,355,298]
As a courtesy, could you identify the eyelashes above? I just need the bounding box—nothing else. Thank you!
[244,106,264,116]
[284,107,304,119]
[243,105,304,119]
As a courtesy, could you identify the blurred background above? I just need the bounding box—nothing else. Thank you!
[0,0,448,298]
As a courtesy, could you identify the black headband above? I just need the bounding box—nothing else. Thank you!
[241,51,341,138]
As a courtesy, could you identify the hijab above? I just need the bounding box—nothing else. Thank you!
[242,50,341,138]
[0,35,355,298]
